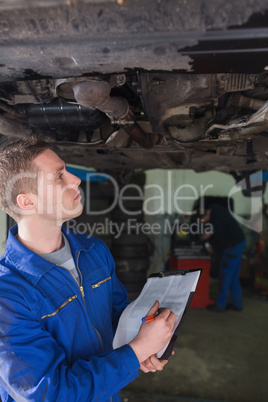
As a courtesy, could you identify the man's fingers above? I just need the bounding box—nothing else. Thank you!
[148,354,167,371]
[145,304,176,322]
[146,300,159,317]
[140,360,156,372]
[157,307,171,320]
[141,355,167,372]
[166,311,176,324]
[141,352,174,373]
[140,362,155,373]
[157,307,176,324]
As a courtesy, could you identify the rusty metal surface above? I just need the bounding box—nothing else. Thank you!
[0,0,268,79]
[0,0,115,10]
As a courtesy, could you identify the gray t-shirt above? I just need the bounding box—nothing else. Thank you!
[40,234,79,283]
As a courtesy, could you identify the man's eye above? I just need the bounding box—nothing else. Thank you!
[57,173,63,180]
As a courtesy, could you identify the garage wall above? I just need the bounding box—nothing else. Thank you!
[144,169,265,216]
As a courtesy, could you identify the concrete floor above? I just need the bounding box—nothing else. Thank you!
[121,281,268,402]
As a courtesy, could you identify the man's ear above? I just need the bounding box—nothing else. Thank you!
[16,193,37,213]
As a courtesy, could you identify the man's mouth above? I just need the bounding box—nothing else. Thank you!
[74,193,81,201]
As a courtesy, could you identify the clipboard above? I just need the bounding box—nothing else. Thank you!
[149,269,202,360]
[113,268,202,360]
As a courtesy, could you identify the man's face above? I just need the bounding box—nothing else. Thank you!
[33,149,83,223]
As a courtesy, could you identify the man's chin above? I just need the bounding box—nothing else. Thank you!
[59,205,84,224]
[33,205,84,226]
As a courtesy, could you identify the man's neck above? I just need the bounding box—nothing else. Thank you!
[17,218,64,255]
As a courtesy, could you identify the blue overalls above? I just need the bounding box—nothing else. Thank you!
[0,225,140,401]
[217,240,246,310]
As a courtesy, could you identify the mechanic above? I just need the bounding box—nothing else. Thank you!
[201,203,246,312]
[0,135,176,402]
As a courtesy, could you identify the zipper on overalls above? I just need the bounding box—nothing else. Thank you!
[58,252,114,400]
[41,295,77,320]
[92,277,111,289]
[76,251,104,352]
[75,253,112,402]
[57,251,104,352]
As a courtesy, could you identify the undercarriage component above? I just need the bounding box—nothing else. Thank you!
[140,73,217,133]
[227,94,265,111]
[0,115,32,139]
[216,74,256,94]
[26,98,106,129]
[205,100,268,138]
[164,109,214,143]
[0,80,52,105]
[57,78,154,149]
[71,80,129,120]
[119,110,155,149]
[140,73,256,133]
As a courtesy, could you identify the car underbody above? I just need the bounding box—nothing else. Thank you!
[1,0,268,175]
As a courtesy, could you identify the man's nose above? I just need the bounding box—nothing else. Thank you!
[68,172,81,187]
[74,174,81,187]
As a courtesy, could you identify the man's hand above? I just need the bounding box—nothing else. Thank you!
[140,351,175,373]
[128,300,176,363]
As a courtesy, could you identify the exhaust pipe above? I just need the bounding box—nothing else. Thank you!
[71,80,129,119]
[71,80,154,149]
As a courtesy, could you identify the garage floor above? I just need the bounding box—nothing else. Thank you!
[121,281,268,402]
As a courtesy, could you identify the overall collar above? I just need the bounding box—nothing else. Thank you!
[5,224,95,287]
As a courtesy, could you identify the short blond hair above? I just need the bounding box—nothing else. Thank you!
[0,135,51,220]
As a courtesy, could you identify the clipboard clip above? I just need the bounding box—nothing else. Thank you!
[159,270,188,277]
[150,268,202,279]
